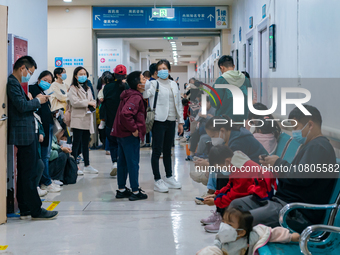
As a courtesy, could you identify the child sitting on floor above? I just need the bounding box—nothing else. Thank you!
[197,207,300,255]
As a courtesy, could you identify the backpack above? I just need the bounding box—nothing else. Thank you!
[63,156,78,185]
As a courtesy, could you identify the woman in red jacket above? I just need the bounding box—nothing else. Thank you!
[111,71,148,201]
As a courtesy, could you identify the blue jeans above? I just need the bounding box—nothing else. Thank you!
[106,127,118,163]
[40,124,53,186]
[117,135,140,192]
[105,137,110,151]
[207,172,217,191]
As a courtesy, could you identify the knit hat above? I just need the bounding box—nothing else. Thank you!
[114,65,127,75]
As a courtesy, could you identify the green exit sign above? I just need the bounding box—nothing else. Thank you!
[163,37,174,40]
[152,8,175,19]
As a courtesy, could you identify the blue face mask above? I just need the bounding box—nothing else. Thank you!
[61,73,67,80]
[292,123,310,145]
[22,69,31,83]
[39,80,51,91]
[157,69,169,80]
[78,75,87,83]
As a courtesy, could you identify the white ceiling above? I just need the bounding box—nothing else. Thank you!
[125,37,214,66]
[48,0,233,6]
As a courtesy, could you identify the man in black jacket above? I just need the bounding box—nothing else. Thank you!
[7,56,58,220]
[230,105,337,232]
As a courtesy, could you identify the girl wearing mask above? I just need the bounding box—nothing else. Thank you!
[50,68,69,111]
[68,67,97,174]
[143,59,184,193]
[29,70,61,193]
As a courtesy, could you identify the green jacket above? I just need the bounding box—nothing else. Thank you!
[210,74,251,121]
[49,136,60,162]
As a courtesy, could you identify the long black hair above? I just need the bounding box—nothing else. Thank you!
[53,67,65,81]
[37,70,53,84]
[101,71,114,85]
[72,66,89,91]
[115,74,127,89]
[156,59,171,71]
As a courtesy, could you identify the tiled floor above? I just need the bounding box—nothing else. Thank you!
[0,144,216,255]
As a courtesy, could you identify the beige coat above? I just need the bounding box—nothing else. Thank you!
[68,85,96,134]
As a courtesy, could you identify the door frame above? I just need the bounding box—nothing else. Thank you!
[257,17,268,103]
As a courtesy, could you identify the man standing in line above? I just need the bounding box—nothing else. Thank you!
[7,56,58,220]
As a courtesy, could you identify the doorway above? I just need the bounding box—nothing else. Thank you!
[259,28,269,105]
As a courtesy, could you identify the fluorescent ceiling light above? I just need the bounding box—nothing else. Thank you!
[170,42,176,44]
[63,0,72,2]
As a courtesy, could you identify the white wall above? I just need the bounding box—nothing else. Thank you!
[197,41,221,85]
[231,0,340,138]
[1,0,48,81]
[187,64,196,83]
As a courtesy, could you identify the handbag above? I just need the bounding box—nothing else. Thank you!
[53,118,63,135]
[145,82,159,133]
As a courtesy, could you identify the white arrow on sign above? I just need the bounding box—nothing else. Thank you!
[207,14,214,21]
[149,15,154,21]
[95,15,101,21]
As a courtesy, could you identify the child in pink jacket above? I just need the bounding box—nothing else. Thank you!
[197,207,299,255]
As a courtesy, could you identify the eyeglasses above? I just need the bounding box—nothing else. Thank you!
[26,67,33,75]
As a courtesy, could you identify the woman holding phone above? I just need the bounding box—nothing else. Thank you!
[29,70,61,193]
[68,67,97,174]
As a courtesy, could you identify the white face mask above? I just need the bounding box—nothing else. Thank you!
[218,223,243,243]
[249,126,256,134]
[211,131,225,146]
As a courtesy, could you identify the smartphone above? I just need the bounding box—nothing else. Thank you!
[47,91,54,95]
[260,154,268,160]
[88,105,96,112]
[196,197,204,201]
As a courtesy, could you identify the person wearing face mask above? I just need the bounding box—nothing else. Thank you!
[197,207,299,255]
[49,68,69,111]
[68,67,98,174]
[7,56,58,220]
[111,71,148,201]
[140,70,152,148]
[143,59,184,193]
[210,55,251,122]
[30,70,62,193]
[229,105,337,233]
[101,65,129,177]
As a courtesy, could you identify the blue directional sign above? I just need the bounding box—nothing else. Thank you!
[93,6,229,29]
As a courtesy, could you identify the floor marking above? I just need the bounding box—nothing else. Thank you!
[0,245,8,250]
[46,201,60,211]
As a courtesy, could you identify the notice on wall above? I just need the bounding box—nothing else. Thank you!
[54,57,84,68]
[97,48,121,76]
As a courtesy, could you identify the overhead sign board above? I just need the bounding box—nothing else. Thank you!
[152,8,175,18]
[93,6,228,29]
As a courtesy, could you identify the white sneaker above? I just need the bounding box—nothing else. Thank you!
[83,165,98,174]
[37,187,47,197]
[98,121,106,130]
[110,162,117,177]
[77,170,84,175]
[53,180,63,186]
[164,176,182,189]
[154,179,169,193]
[41,184,61,193]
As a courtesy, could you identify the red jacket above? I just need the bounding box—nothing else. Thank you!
[214,172,254,209]
[111,89,147,141]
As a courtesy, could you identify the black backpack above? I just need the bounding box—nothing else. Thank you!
[63,156,78,185]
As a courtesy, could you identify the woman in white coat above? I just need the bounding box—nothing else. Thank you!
[143,59,184,193]
[68,67,98,174]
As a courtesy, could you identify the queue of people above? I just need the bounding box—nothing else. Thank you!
[7,54,338,255]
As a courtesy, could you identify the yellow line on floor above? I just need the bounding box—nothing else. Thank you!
[46,201,60,211]
[0,245,8,250]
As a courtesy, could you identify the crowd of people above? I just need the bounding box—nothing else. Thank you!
[7,54,338,254]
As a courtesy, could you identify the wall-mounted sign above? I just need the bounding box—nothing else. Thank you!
[269,24,276,68]
[233,34,235,43]
[152,8,175,18]
[55,58,84,67]
[93,6,229,29]
[262,5,266,19]
[249,16,253,29]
